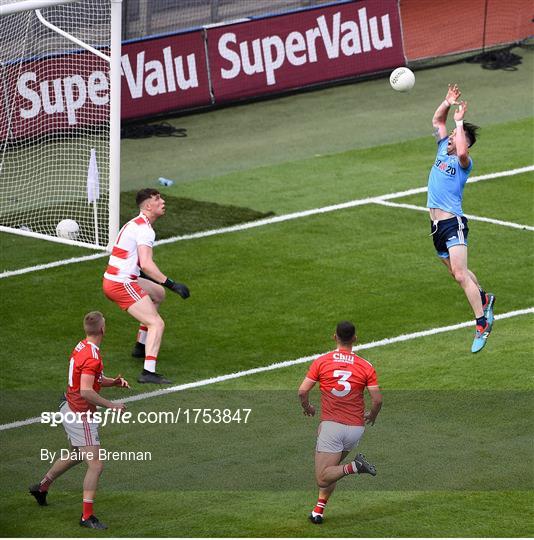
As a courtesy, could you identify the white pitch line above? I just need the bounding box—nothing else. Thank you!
[1,165,532,280]
[1,306,532,433]
[375,200,534,231]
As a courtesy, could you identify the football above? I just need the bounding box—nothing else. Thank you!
[56,219,80,240]
[390,67,415,92]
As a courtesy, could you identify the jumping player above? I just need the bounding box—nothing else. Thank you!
[29,311,129,530]
[103,188,190,384]
[428,83,495,353]
[298,321,382,525]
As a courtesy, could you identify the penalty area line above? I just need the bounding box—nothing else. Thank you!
[1,165,532,280]
[1,306,532,432]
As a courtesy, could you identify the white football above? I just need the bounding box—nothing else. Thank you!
[390,67,415,92]
[56,219,80,240]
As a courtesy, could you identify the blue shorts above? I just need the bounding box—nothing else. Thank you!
[430,216,469,258]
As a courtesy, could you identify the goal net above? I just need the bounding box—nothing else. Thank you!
[0,0,120,249]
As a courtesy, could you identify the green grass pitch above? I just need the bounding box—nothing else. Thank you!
[0,48,533,537]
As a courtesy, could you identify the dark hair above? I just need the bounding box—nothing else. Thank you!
[336,321,356,343]
[464,122,479,148]
[136,188,160,207]
[84,311,104,335]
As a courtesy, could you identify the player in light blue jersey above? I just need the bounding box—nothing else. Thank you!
[427,84,495,353]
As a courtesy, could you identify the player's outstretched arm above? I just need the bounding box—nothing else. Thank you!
[364,386,382,425]
[453,101,470,168]
[432,83,461,140]
[138,245,190,299]
[298,377,316,416]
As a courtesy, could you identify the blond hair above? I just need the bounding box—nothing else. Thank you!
[83,311,105,335]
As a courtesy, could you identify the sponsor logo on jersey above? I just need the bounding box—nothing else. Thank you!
[333,352,355,363]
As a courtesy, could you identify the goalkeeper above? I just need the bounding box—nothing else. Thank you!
[103,188,190,384]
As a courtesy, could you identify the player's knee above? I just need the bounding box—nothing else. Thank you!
[151,285,165,305]
[315,471,329,488]
[88,458,104,475]
[317,478,331,488]
[147,314,164,332]
[452,268,468,284]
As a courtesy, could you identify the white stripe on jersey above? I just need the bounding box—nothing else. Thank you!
[104,213,155,283]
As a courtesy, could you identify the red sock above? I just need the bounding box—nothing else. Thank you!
[343,462,358,475]
[82,499,94,520]
[312,497,328,516]
[39,475,52,492]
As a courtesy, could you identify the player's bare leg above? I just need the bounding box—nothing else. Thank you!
[310,450,375,523]
[445,246,485,317]
[440,255,495,320]
[131,278,166,359]
[440,256,483,296]
[309,450,345,524]
[447,245,493,352]
[315,451,346,487]
[78,446,107,529]
[29,449,81,506]
[128,295,170,384]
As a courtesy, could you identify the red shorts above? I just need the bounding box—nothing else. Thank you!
[103,278,147,310]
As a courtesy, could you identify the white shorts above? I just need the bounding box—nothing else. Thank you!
[60,402,100,447]
[316,420,364,453]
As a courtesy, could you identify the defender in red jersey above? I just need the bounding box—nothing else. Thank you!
[29,312,129,530]
[103,188,190,385]
[298,321,382,524]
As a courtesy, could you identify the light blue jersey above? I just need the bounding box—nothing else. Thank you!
[427,137,473,216]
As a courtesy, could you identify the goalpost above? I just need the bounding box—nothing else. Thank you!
[0,0,121,250]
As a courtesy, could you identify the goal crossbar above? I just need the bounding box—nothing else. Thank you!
[0,0,76,17]
[35,9,111,62]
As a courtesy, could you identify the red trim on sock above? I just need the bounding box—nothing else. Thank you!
[39,475,52,491]
[82,500,94,520]
[313,497,328,514]
[145,355,157,361]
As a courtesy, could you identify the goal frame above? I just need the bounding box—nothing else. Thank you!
[0,0,121,251]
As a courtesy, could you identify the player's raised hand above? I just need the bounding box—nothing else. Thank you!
[113,374,130,388]
[445,83,461,105]
[454,100,468,121]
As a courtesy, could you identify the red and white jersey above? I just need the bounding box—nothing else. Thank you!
[66,339,104,413]
[306,349,378,426]
[104,213,155,283]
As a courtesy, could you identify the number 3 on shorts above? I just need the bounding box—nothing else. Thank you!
[331,370,352,397]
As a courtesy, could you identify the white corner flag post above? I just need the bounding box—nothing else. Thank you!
[87,148,100,246]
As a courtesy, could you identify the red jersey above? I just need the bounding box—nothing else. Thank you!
[66,339,104,413]
[306,349,378,426]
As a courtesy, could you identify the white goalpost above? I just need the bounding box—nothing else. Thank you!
[0,0,121,250]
